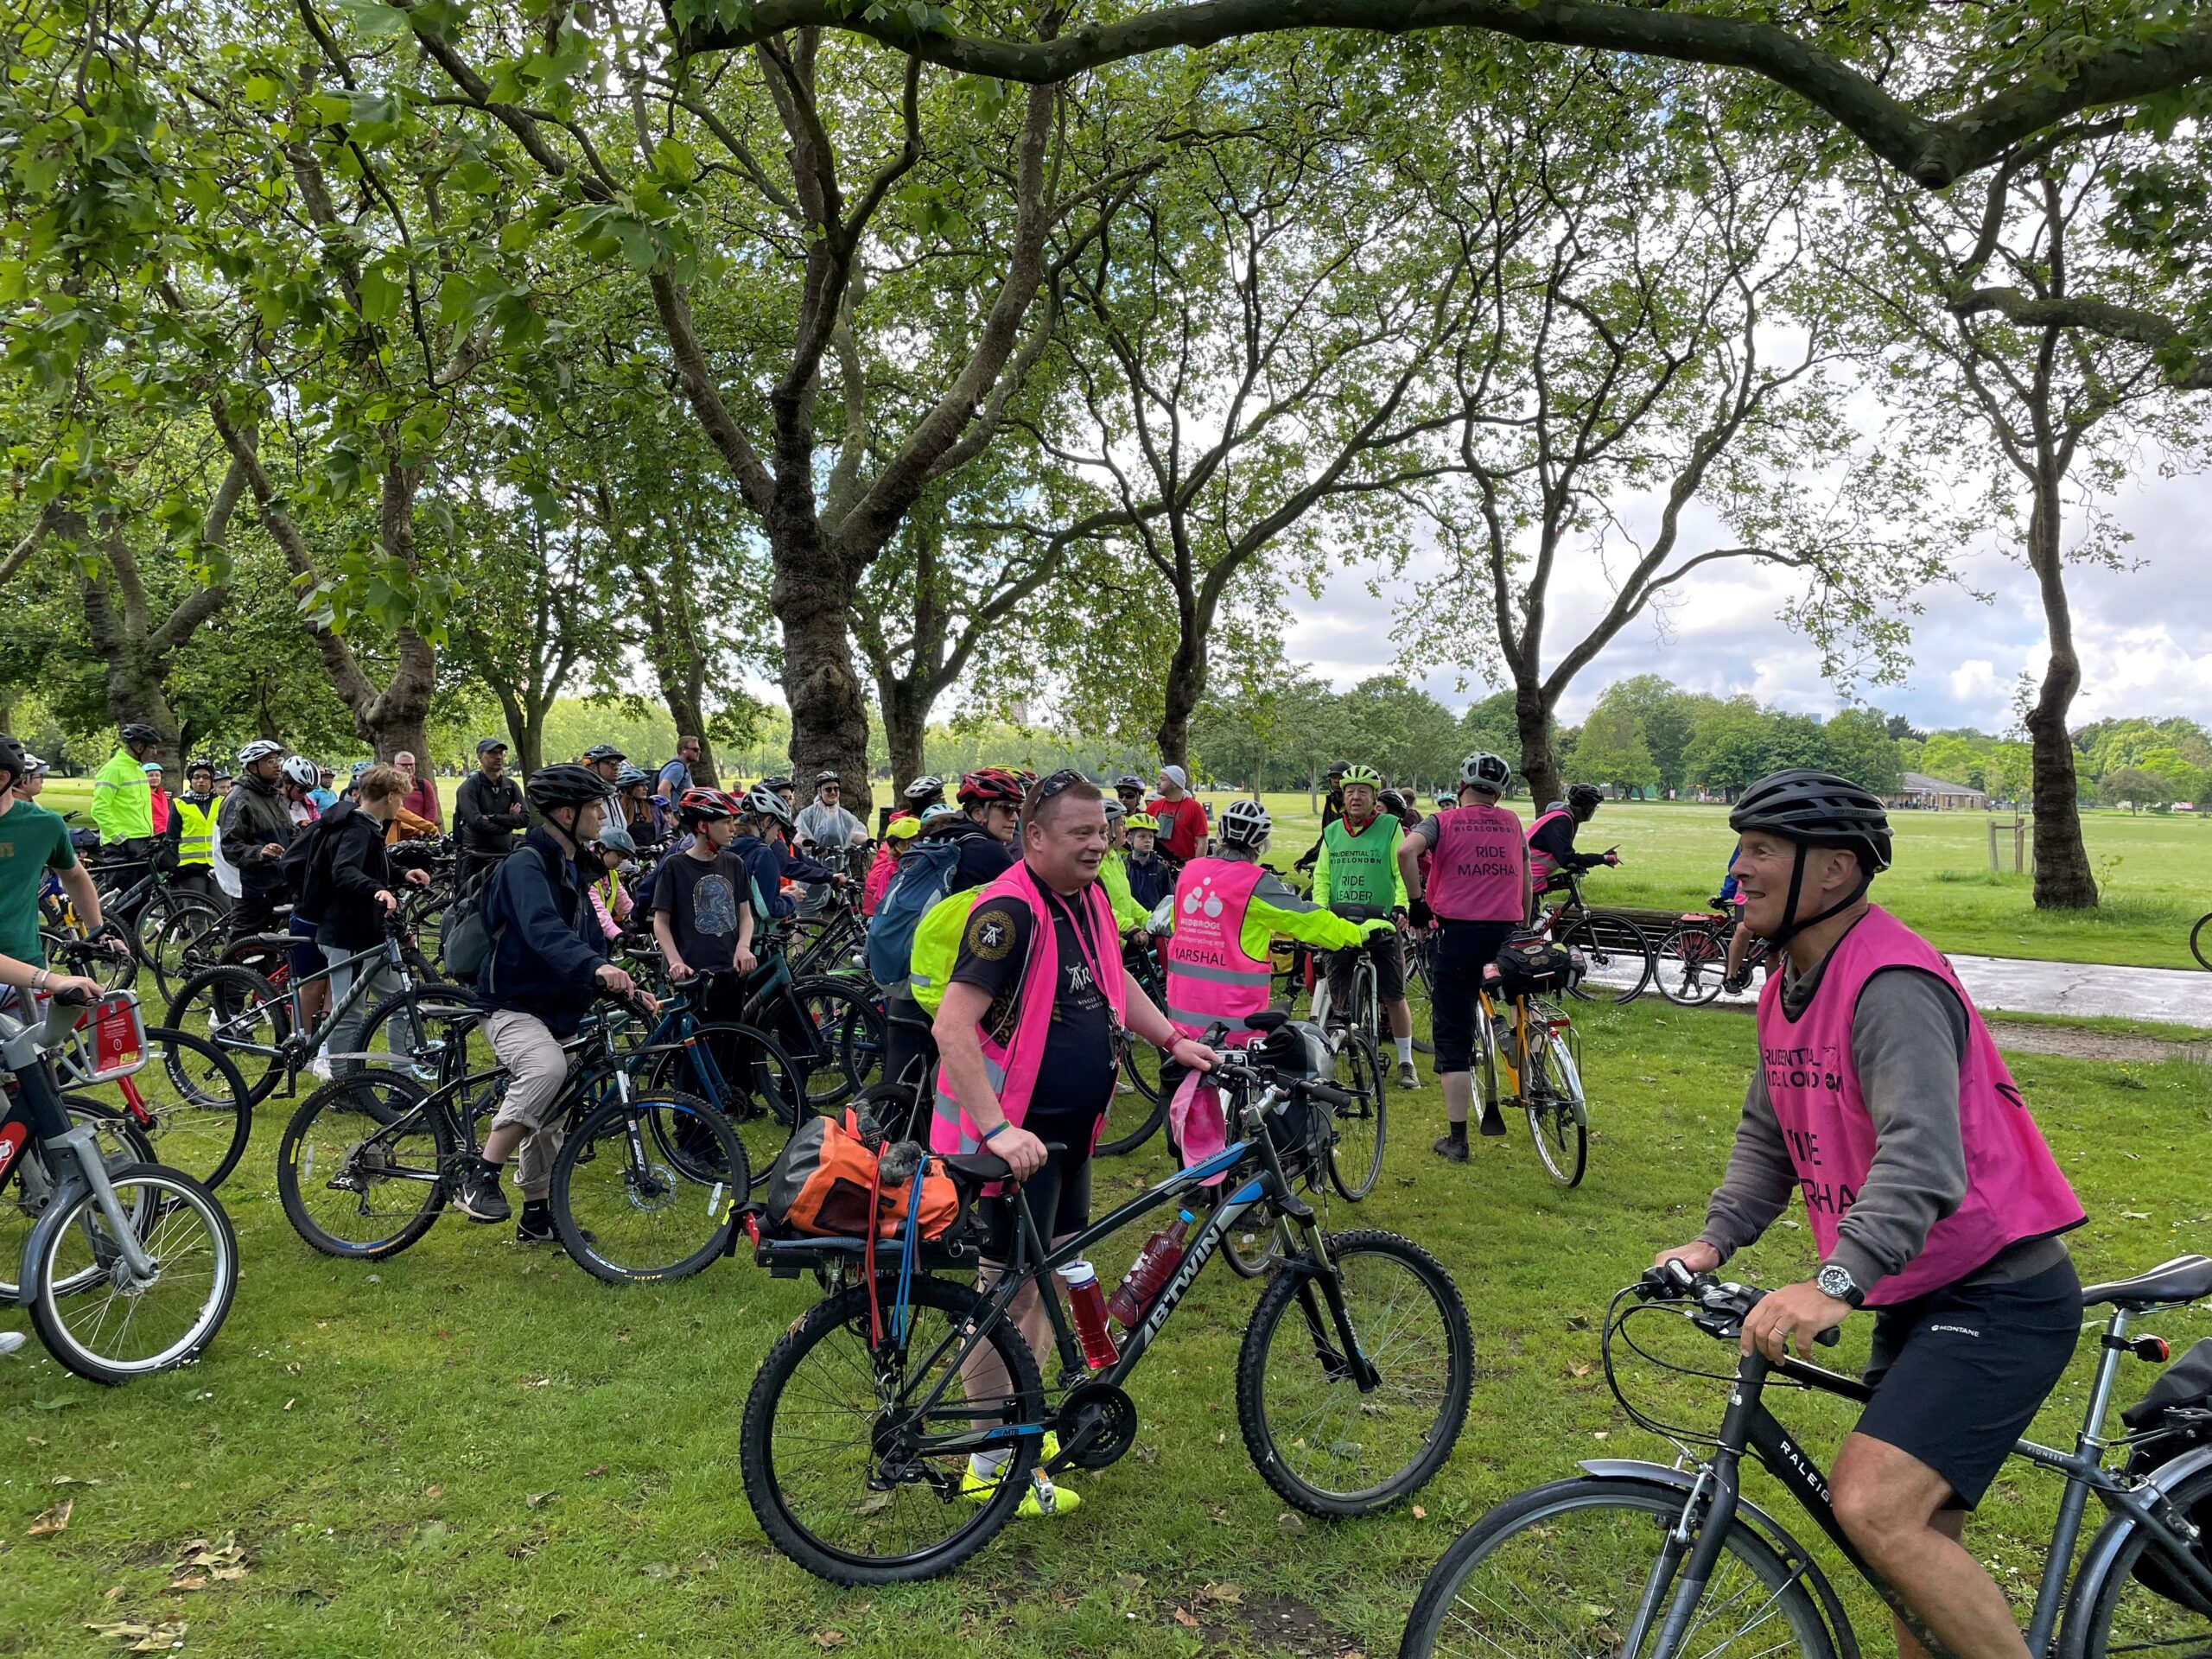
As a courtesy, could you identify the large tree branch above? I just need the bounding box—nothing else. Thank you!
[0,503,62,589]
[677,2,2212,188]
[1949,286,2212,390]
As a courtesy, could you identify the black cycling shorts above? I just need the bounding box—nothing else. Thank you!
[1325,930,1404,1010]
[1428,919,1518,1075]
[1855,1255,2082,1508]
[978,1136,1095,1260]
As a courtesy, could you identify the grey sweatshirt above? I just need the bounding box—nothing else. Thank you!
[1698,949,2063,1298]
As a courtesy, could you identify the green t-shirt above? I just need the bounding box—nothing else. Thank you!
[0,799,75,965]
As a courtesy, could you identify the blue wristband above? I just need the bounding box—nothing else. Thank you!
[980,1121,1010,1142]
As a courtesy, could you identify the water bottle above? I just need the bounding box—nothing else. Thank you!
[1059,1259,1118,1370]
[1108,1210,1195,1331]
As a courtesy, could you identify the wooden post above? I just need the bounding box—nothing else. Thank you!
[2013,817,2025,874]
[1988,817,1999,874]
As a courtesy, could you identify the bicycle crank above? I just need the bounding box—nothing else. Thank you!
[1051,1381,1139,1471]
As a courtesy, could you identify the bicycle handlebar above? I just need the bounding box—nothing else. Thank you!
[1634,1261,1840,1347]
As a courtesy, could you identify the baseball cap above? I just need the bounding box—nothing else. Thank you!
[475,736,508,756]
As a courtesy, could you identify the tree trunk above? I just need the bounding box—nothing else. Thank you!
[2021,469,2097,908]
[1515,680,1560,810]
[878,672,929,800]
[775,536,874,816]
[1155,623,1207,772]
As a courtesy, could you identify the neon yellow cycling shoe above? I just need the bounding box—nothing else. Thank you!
[1013,1474,1081,1518]
[963,1434,1068,1505]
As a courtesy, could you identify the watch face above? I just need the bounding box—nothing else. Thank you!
[1817,1265,1852,1298]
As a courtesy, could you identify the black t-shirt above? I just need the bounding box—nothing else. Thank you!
[949,882,1117,1139]
[652,849,753,974]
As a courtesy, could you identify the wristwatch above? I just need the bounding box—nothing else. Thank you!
[1815,1262,1866,1308]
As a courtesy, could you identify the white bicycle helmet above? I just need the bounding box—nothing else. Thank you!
[903,774,944,802]
[237,739,284,766]
[1102,797,1127,822]
[1459,751,1512,793]
[280,756,320,789]
[1217,797,1271,849]
[743,783,794,827]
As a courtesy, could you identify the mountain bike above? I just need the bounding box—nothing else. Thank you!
[276,993,746,1286]
[1655,900,1770,1007]
[1538,867,1653,1003]
[1400,1254,2212,1659]
[1472,970,1588,1186]
[1096,931,1170,1157]
[0,987,237,1384]
[787,882,869,980]
[736,934,884,1109]
[738,1019,1472,1585]
[165,913,461,1106]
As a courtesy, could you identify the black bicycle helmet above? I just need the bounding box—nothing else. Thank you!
[120,721,162,747]
[582,743,626,764]
[1566,783,1603,817]
[525,763,616,814]
[0,736,23,785]
[1728,769,1893,874]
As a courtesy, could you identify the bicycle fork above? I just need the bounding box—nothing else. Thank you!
[44,1122,159,1281]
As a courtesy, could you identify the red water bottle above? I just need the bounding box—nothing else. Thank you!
[1107,1210,1195,1330]
[1060,1259,1118,1369]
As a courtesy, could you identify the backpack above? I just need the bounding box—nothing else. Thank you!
[440,875,493,981]
[280,804,344,893]
[865,836,965,988]
[1488,932,1581,1001]
[763,1108,960,1243]
[2123,1338,2212,1612]
[906,889,985,1014]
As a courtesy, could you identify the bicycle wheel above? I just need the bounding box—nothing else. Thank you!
[741,1273,1044,1585]
[1560,912,1652,1004]
[0,1105,155,1301]
[790,977,885,1108]
[1655,922,1728,1007]
[276,1073,453,1258]
[1237,1228,1471,1516]
[147,898,226,1003]
[1096,1029,1168,1158]
[642,1021,808,1188]
[550,1090,745,1285]
[356,980,480,1083]
[1523,1005,1588,1188]
[2070,1462,2212,1659]
[1354,954,1383,1050]
[60,1027,252,1192]
[2193,913,2212,973]
[166,963,291,1104]
[1397,1475,1836,1659]
[1220,1187,1285,1280]
[26,1162,238,1386]
[1327,1035,1389,1201]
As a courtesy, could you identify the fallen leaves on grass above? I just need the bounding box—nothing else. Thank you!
[168,1535,249,1591]
[1276,1511,1305,1532]
[86,1618,187,1651]
[813,1630,846,1649]
[27,1497,73,1536]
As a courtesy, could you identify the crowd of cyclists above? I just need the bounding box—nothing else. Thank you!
[5,717,2145,1659]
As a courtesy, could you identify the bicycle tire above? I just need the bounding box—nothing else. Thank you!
[2193,912,2212,973]
[789,976,885,1109]
[1326,1034,1389,1201]
[850,1078,927,1146]
[1096,1031,1169,1157]
[549,1090,745,1286]
[1655,921,1729,1007]
[1237,1229,1472,1516]
[1220,1189,1285,1280]
[146,897,226,1003]
[2065,1460,2212,1659]
[1524,1007,1588,1188]
[355,980,480,1084]
[640,1020,808,1188]
[89,1026,253,1191]
[741,1273,1044,1585]
[277,1073,453,1259]
[0,1103,156,1302]
[26,1162,238,1386]
[1560,912,1652,1004]
[166,962,291,1104]
[1396,1475,1836,1659]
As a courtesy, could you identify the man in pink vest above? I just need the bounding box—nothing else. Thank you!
[1656,769,2083,1659]
[1397,753,1531,1159]
[933,770,1214,1520]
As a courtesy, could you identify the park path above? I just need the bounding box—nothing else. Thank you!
[1694,951,2212,1026]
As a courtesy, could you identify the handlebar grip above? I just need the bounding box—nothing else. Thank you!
[48,986,93,1008]
[1300,1080,1355,1109]
[1815,1323,1842,1348]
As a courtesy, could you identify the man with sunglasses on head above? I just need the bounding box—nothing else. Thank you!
[932,772,1215,1520]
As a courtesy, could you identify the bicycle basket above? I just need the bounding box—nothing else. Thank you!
[69,990,149,1083]
[1488,934,1580,1001]
[763,1109,963,1243]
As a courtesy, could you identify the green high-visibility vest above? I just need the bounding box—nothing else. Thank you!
[173,796,219,868]
[1317,815,1403,912]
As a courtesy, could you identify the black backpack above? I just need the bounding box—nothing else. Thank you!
[280,804,346,894]
[2122,1337,2212,1612]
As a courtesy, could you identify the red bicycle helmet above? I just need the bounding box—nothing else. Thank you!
[957,766,1027,806]
[677,785,737,824]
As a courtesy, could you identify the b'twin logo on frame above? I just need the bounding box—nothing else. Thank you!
[0,1119,27,1183]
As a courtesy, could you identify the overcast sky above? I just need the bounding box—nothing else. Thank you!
[1281,463,2212,734]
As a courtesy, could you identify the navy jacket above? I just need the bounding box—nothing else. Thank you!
[729,829,838,920]
[474,827,608,1036]
[1124,849,1177,913]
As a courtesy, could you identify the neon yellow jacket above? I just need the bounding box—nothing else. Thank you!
[1197,856,1379,961]
[92,747,154,842]
[1098,848,1149,931]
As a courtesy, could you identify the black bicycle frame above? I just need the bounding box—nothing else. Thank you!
[1638,1311,2212,1659]
[894,1090,1379,1467]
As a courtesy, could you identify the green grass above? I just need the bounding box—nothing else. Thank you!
[1982,1008,2212,1044]
[1220,793,2212,969]
[6,1001,2209,1658]
[28,777,95,820]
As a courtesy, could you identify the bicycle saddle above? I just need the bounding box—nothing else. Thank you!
[938,1141,1071,1185]
[2082,1255,2212,1310]
[1242,1011,1289,1033]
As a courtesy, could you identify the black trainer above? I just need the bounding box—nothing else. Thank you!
[1431,1134,1468,1163]
[1478,1106,1508,1138]
[453,1156,511,1224]
[515,1204,593,1248]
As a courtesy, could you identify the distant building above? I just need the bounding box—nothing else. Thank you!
[1891,772,1986,810]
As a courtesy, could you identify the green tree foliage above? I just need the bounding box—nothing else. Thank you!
[1562,708,1658,797]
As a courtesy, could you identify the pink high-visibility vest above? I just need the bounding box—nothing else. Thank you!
[930,861,1128,1156]
[1525,808,1574,884]
[1757,905,2082,1306]
[1163,857,1270,1043]
[1424,804,1528,923]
